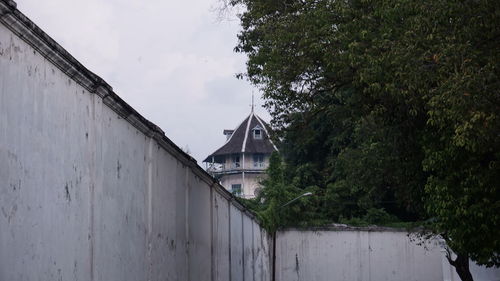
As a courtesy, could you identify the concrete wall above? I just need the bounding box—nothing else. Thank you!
[0,2,271,280]
[275,228,444,281]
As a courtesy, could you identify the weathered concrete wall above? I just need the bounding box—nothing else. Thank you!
[275,228,444,281]
[229,204,245,279]
[0,1,271,280]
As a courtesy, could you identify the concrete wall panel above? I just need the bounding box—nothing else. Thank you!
[230,204,244,280]
[94,108,149,281]
[0,22,93,281]
[149,149,189,280]
[213,191,230,281]
[253,220,264,281]
[187,173,212,281]
[260,228,271,281]
[275,229,443,281]
[243,214,254,281]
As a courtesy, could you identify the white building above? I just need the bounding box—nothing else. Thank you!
[204,109,278,198]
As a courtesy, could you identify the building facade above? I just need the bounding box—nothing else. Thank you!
[204,110,278,198]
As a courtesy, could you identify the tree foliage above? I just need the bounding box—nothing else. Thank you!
[241,153,321,233]
[229,0,500,275]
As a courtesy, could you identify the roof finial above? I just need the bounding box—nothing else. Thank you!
[251,91,255,113]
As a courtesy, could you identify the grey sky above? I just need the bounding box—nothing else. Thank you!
[17,0,271,165]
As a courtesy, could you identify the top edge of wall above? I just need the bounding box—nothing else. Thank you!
[281,225,419,233]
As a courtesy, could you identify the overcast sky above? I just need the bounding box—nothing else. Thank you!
[16,0,271,165]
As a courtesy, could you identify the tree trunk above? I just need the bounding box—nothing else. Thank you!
[452,253,474,281]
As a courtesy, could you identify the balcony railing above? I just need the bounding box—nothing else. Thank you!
[253,162,265,168]
[206,163,267,174]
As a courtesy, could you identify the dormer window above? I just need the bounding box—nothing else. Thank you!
[252,125,263,140]
[254,129,262,139]
[223,129,234,141]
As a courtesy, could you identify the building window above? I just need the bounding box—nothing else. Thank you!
[231,184,242,196]
[232,154,240,168]
[253,154,264,168]
[253,129,262,139]
[252,125,263,140]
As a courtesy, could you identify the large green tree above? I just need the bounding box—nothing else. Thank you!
[228,0,500,280]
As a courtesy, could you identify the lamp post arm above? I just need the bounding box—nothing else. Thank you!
[279,192,313,209]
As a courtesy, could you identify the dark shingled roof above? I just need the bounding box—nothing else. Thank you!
[204,112,277,163]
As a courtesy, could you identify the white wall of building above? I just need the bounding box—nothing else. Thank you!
[0,5,271,280]
[219,171,265,198]
[220,173,243,192]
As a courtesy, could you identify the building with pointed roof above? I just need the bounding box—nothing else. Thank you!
[204,109,278,198]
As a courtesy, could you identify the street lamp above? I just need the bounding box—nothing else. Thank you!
[272,191,313,281]
[280,192,313,208]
